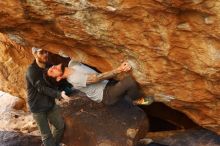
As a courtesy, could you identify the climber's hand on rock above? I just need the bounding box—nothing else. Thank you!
[118,61,132,72]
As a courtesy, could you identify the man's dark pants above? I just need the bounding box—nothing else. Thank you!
[32,105,64,146]
[103,76,143,105]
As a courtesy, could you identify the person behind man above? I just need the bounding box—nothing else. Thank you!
[26,47,69,146]
[44,59,154,106]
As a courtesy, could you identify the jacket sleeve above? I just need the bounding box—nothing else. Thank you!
[26,67,62,99]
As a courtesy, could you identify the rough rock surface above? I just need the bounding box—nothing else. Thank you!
[0,91,37,134]
[61,93,148,146]
[1,0,220,135]
[0,92,148,146]
[0,131,41,146]
[146,129,220,146]
[0,33,32,98]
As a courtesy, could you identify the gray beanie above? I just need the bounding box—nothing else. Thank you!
[32,47,42,54]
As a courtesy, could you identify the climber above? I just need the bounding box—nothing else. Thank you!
[43,58,158,106]
[26,47,69,146]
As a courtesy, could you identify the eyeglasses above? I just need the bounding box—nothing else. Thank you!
[38,50,48,55]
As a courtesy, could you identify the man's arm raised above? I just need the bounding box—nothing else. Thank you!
[86,62,131,84]
[86,69,120,84]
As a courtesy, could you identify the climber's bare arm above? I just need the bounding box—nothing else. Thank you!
[86,70,120,84]
[86,62,131,84]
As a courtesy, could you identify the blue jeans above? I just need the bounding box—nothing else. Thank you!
[33,105,64,146]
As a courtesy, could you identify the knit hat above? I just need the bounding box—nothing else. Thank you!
[32,47,42,54]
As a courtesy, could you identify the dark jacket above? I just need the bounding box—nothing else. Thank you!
[26,61,61,113]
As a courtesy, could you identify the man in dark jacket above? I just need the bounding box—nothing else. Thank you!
[26,47,69,146]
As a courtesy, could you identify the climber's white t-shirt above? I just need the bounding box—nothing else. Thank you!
[67,62,108,103]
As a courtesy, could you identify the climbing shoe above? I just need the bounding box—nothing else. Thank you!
[133,96,154,105]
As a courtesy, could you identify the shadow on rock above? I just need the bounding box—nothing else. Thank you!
[147,129,220,146]
[0,131,41,146]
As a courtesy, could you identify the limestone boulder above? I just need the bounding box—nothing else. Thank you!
[0,92,148,146]
[62,93,148,146]
[1,0,220,135]
[0,91,37,134]
[0,33,32,98]
[146,129,220,146]
[0,131,41,146]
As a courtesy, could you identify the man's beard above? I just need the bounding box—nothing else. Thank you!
[38,56,48,64]
[38,59,47,64]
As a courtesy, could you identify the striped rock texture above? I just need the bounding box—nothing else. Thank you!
[1,0,220,135]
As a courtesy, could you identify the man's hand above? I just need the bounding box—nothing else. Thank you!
[116,61,132,73]
[61,91,71,103]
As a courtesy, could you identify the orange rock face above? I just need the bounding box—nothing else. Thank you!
[1,0,220,134]
[0,33,32,98]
